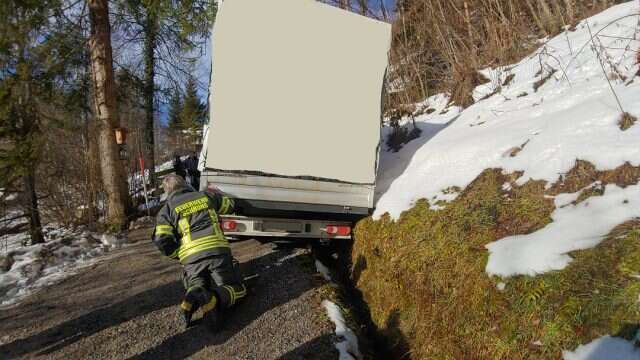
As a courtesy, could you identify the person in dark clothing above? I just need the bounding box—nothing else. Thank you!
[184,151,201,190]
[152,174,246,331]
[173,154,186,179]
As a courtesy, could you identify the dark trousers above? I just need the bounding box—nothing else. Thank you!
[182,253,246,309]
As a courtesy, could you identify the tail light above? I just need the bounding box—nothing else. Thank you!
[324,225,351,236]
[221,220,237,231]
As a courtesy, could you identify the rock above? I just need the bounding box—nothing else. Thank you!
[0,255,14,272]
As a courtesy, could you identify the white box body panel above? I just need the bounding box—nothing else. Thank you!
[202,0,391,211]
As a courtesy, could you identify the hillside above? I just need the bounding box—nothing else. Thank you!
[356,2,640,358]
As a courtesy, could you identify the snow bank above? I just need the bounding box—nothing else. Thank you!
[486,183,640,276]
[322,300,362,360]
[0,224,122,307]
[563,336,640,360]
[374,1,640,220]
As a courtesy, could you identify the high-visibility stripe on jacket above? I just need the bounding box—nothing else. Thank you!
[152,186,235,264]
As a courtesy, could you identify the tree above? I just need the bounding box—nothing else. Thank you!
[88,0,129,230]
[180,76,206,131]
[0,1,71,244]
[167,87,184,131]
[113,0,217,184]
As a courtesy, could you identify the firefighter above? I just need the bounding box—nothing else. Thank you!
[152,174,246,331]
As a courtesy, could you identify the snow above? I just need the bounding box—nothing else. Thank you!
[0,223,121,307]
[374,2,640,220]
[486,183,640,277]
[563,336,640,360]
[322,300,362,360]
[554,182,604,208]
[371,3,640,278]
[315,259,332,281]
[374,94,461,206]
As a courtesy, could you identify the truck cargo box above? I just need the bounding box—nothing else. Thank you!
[200,0,391,216]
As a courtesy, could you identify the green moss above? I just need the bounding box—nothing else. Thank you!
[352,167,640,359]
[573,183,605,205]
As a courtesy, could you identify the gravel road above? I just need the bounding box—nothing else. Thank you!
[0,228,337,359]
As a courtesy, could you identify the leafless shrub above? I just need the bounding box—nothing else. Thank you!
[384,0,618,112]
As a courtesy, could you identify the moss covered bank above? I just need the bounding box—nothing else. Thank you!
[352,162,640,359]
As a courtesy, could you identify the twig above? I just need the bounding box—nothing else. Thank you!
[586,20,625,114]
[563,13,640,75]
[540,47,572,86]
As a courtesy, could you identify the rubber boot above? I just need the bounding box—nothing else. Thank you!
[180,298,195,329]
[180,286,207,329]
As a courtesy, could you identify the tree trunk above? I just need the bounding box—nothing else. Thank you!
[16,39,44,244]
[143,6,157,185]
[23,170,44,244]
[358,0,367,15]
[88,0,128,230]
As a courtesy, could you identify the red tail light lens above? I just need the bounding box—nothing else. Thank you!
[221,220,237,231]
[325,225,351,236]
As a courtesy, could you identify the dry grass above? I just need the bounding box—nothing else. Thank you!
[352,161,640,358]
[548,160,640,194]
[386,0,620,110]
[618,112,637,131]
[533,68,558,92]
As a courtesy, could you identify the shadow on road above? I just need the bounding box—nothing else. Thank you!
[127,248,315,359]
[0,246,316,359]
[0,280,184,358]
[275,333,336,360]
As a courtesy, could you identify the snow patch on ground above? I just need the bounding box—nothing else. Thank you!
[374,1,640,220]
[374,93,461,206]
[315,259,332,281]
[563,336,640,360]
[322,300,362,360]
[486,183,640,277]
[0,223,122,307]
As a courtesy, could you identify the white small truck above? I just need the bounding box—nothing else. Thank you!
[199,0,391,240]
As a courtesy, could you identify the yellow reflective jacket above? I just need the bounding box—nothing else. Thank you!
[152,187,234,264]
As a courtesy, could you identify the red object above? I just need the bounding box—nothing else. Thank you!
[139,157,145,176]
[324,225,351,236]
[221,220,237,231]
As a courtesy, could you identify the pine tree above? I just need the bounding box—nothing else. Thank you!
[113,0,217,184]
[167,88,184,131]
[0,0,70,244]
[180,76,206,131]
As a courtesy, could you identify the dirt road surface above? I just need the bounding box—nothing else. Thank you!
[0,228,337,359]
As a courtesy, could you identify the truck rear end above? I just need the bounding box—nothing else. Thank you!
[200,0,391,239]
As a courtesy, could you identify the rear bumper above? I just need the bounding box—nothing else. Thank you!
[221,215,351,239]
